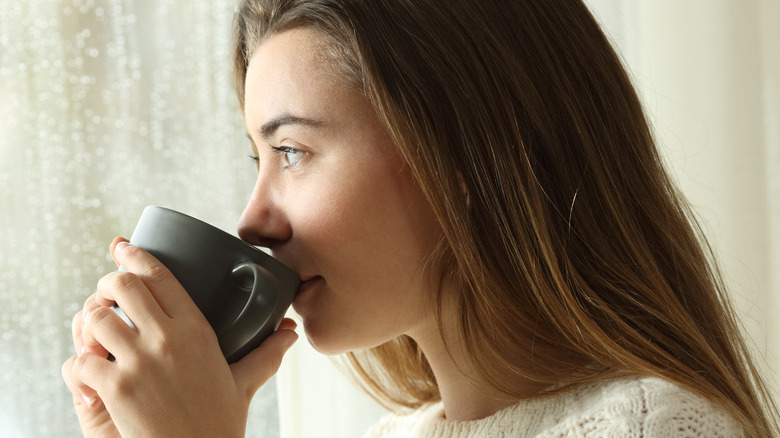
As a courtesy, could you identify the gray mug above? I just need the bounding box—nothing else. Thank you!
[111,205,299,363]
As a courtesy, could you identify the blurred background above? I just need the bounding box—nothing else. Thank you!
[0,0,777,437]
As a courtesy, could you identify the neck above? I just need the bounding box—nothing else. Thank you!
[409,324,515,421]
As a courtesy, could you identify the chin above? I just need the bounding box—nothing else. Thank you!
[301,321,384,356]
[301,322,347,355]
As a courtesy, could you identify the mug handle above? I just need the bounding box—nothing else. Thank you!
[217,262,279,360]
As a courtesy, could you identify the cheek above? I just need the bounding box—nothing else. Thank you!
[325,187,436,284]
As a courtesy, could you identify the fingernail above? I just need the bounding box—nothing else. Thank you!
[115,241,130,254]
[82,310,91,326]
[81,393,96,407]
[277,319,297,331]
[80,346,86,356]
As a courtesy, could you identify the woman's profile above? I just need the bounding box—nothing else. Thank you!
[62,0,779,436]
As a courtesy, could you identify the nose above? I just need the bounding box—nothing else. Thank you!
[237,174,292,248]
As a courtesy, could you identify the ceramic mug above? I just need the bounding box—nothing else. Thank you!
[111,205,299,363]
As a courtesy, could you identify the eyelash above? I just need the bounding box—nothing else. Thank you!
[248,147,306,169]
[270,145,306,169]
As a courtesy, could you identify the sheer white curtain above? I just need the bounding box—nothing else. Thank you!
[586,0,779,395]
[1,1,778,438]
[0,1,280,436]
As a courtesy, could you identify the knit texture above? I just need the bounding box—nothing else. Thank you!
[362,376,744,437]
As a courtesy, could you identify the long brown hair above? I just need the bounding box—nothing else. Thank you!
[233,0,779,435]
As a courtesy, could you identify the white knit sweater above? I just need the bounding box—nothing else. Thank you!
[362,376,744,437]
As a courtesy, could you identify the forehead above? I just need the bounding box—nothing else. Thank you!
[243,27,382,148]
[247,29,326,95]
[244,29,351,119]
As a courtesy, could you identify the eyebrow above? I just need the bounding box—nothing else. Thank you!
[258,114,324,140]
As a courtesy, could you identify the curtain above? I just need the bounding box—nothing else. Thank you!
[1,1,777,438]
[586,0,779,394]
[0,1,280,436]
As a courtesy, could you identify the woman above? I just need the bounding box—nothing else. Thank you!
[63,0,779,436]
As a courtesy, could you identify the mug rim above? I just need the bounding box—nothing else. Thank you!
[141,205,296,276]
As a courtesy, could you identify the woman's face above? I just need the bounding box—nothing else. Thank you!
[238,28,442,354]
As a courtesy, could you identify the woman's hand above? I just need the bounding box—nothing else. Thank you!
[61,237,298,437]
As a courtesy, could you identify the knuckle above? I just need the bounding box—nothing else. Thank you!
[83,306,114,337]
[83,293,97,307]
[151,330,178,358]
[95,273,113,292]
[91,304,113,321]
[140,262,171,284]
[147,323,210,360]
[81,295,97,314]
[113,271,140,290]
[61,357,75,381]
[72,353,89,374]
[99,271,139,293]
[71,311,83,329]
[122,243,144,258]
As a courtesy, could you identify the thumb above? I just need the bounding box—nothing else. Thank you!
[230,318,298,399]
[109,236,130,268]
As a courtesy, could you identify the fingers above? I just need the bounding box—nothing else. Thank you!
[109,241,201,319]
[81,305,138,361]
[62,355,103,409]
[95,270,168,327]
[276,318,297,332]
[109,236,128,268]
[72,311,89,357]
[76,296,110,358]
[230,318,298,400]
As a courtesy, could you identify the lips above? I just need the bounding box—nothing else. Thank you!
[297,275,322,294]
[293,276,323,312]
[299,274,319,283]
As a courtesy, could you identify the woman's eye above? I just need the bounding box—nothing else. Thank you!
[273,146,306,168]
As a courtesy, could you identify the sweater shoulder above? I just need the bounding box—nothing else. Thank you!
[361,403,440,438]
[361,376,745,438]
[544,376,745,437]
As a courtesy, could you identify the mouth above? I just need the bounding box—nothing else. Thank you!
[297,275,323,294]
